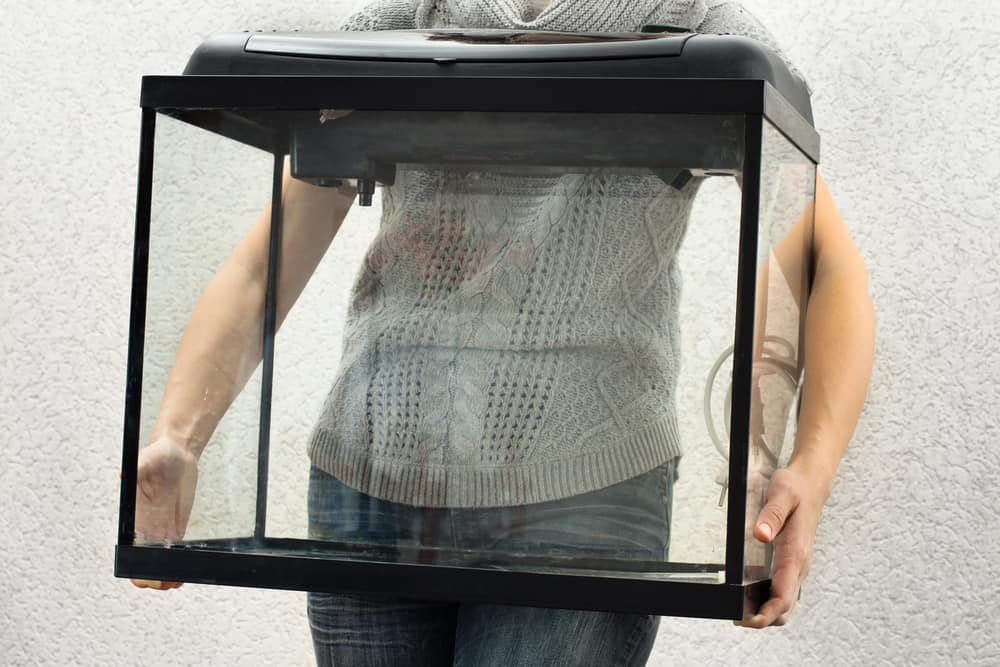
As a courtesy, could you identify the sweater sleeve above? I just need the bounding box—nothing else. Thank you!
[339,0,419,30]
[695,1,812,95]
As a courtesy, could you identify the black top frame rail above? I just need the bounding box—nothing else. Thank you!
[140,75,819,163]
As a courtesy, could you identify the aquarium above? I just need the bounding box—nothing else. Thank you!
[116,28,818,620]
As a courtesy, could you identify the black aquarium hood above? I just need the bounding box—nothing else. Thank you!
[183,28,813,124]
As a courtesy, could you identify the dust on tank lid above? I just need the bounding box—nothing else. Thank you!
[183,28,813,123]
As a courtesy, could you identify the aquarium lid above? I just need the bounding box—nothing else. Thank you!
[180,29,814,124]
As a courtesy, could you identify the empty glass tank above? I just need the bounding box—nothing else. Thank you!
[117,29,818,620]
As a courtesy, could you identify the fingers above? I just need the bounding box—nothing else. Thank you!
[734,536,808,628]
[130,578,184,591]
[758,564,800,624]
[736,467,826,629]
[733,580,799,628]
[124,447,196,593]
[753,472,799,543]
[134,461,185,543]
[122,470,181,592]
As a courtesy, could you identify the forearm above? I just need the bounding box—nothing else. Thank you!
[150,170,356,457]
[149,248,269,457]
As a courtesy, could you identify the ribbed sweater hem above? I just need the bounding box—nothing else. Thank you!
[307,415,683,508]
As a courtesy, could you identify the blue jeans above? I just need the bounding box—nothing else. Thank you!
[307,460,678,667]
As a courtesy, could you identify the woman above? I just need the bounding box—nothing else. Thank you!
[132,1,875,664]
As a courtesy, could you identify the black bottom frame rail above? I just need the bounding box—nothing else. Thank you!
[116,544,769,620]
[120,536,728,574]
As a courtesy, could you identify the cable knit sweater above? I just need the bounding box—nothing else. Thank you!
[307,0,807,507]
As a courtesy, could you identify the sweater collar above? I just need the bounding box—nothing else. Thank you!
[418,0,707,33]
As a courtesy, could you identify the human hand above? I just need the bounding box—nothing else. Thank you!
[129,435,199,591]
[735,464,825,628]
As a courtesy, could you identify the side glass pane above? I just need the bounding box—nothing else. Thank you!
[265,169,380,544]
[672,173,743,576]
[743,119,816,583]
[137,112,272,544]
[264,110,745,583]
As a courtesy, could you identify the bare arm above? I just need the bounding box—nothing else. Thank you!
[740,170,875,627]
[151,165,356,457]
[130,166,355,587]
[783,172,875,491]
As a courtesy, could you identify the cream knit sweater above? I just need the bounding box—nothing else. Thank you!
[307,0,806,507]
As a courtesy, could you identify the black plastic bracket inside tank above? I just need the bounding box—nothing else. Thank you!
[289,111,744,194]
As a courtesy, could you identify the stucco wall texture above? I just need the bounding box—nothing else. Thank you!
[2,0,997,664]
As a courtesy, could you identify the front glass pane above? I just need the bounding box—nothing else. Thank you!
[135,107,751,586]
[742,119,816,583]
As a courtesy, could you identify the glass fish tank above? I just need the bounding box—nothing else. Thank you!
[116,28,818,620]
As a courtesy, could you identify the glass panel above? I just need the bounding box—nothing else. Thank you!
[743,119,816,583]
[672,174,743,576]
[262,109,746,583]
[265,166,378,544]
[132,106,754,587]
[136,112,272,544]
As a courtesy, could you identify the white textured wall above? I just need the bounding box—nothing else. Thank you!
[2,0,998,664]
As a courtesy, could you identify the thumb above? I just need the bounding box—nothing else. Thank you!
[754,481,797,543]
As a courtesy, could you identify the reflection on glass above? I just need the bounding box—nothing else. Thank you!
[743,119,816,583]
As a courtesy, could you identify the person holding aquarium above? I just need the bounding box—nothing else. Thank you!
[131,1,875,665]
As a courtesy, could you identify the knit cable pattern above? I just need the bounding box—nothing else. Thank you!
[309,0,803,507]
